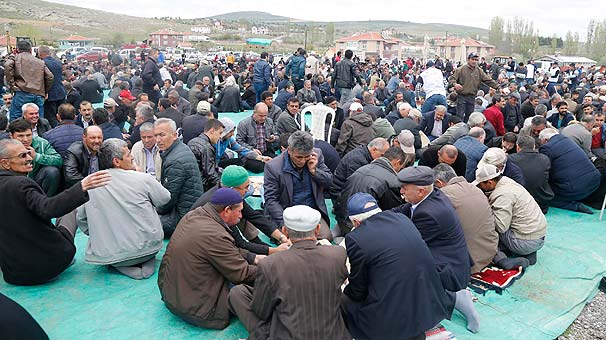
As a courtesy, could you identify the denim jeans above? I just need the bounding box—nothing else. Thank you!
[9,91,45,121]
[338,87,353,106]
[253,82,268,104]
[421,94,447,113]
[455,94,475,122]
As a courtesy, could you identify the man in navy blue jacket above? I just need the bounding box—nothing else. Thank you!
[38,46,66,128]
[253,52,272,104]
[539,128,600,213]
[392,166,480,333]
[343,193,452,340]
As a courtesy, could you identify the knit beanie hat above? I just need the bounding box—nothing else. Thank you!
[210,188,243,205]
[221,165,249,188]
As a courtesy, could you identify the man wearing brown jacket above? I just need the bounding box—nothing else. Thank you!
[157,188,260,329]
[4,40,53,121]
[448,52,497,122]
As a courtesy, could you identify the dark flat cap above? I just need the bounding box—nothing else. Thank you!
[397,166,435,185]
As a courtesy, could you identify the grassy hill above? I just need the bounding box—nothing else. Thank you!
[208,11,292,22]
[0,3,488,49]
[0,0,191,44]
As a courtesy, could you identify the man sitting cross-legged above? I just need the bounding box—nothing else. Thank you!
[76,138,170,279]
[227,205,349,340]
[473,163,547,266]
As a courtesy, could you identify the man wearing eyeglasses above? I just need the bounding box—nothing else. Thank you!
[0,138,111,286]
[8,118,62,196]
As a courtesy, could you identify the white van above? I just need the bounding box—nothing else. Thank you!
[57,46,88,59]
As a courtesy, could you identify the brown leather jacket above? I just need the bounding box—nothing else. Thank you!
[5,52,54,97]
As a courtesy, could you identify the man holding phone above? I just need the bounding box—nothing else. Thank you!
[236,102,279,159]
[264,131,334,241]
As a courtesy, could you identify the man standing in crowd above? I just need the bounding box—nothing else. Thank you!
[4,40,54,121]
[142,48,164,107]
[38,46,65,128]
[285,48,306,92]
[420,60,448,113]
[448,52,497,122]
[253,52,272,104]
[332,49,361,105]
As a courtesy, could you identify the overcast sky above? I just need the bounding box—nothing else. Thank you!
[47,0,602,38]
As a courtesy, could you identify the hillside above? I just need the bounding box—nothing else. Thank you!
[0,2,488,48]
[208,11,292,22]
[204,11,489,39]
[0,0,190,43]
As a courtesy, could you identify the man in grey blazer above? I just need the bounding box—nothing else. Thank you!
[227,205,350,340]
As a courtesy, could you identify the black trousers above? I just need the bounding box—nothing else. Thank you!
[44,99,64,128]
[0,292,49,340]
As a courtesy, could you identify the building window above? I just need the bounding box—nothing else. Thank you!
[450,47,455,58]
[477,47,481,54]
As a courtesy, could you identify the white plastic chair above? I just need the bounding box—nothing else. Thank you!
[600,195,606,220]
[300,104,336,142]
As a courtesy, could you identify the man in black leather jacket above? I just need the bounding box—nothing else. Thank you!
[63,125,103,187]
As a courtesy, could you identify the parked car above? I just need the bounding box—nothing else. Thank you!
[76,51,103,62]
[90,47,109,58]
[57,47,88,60]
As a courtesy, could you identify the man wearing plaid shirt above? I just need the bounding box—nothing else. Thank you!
[236,103,278,159]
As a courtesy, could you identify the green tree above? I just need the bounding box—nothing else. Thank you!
[13,24,42,42]
[109,32,124,49]
[325,22,335,45]
[550,34,559,53]
[488,16,505,48]
[505,17,539,59]
[564,30,579,55]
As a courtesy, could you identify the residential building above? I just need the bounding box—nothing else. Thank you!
[57,35,96,50]
[335,32,405,60]
[149,29,188,48]
[191,26,211,34]
[432,37,495,64]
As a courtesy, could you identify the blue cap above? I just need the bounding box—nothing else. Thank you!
[211,188,243,206]
[347,193,379,217]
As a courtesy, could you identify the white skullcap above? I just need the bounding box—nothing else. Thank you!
[283,205,321,232]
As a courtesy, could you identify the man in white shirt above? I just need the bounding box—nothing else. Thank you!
[420,60,447,113]
[525,60,535,86]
